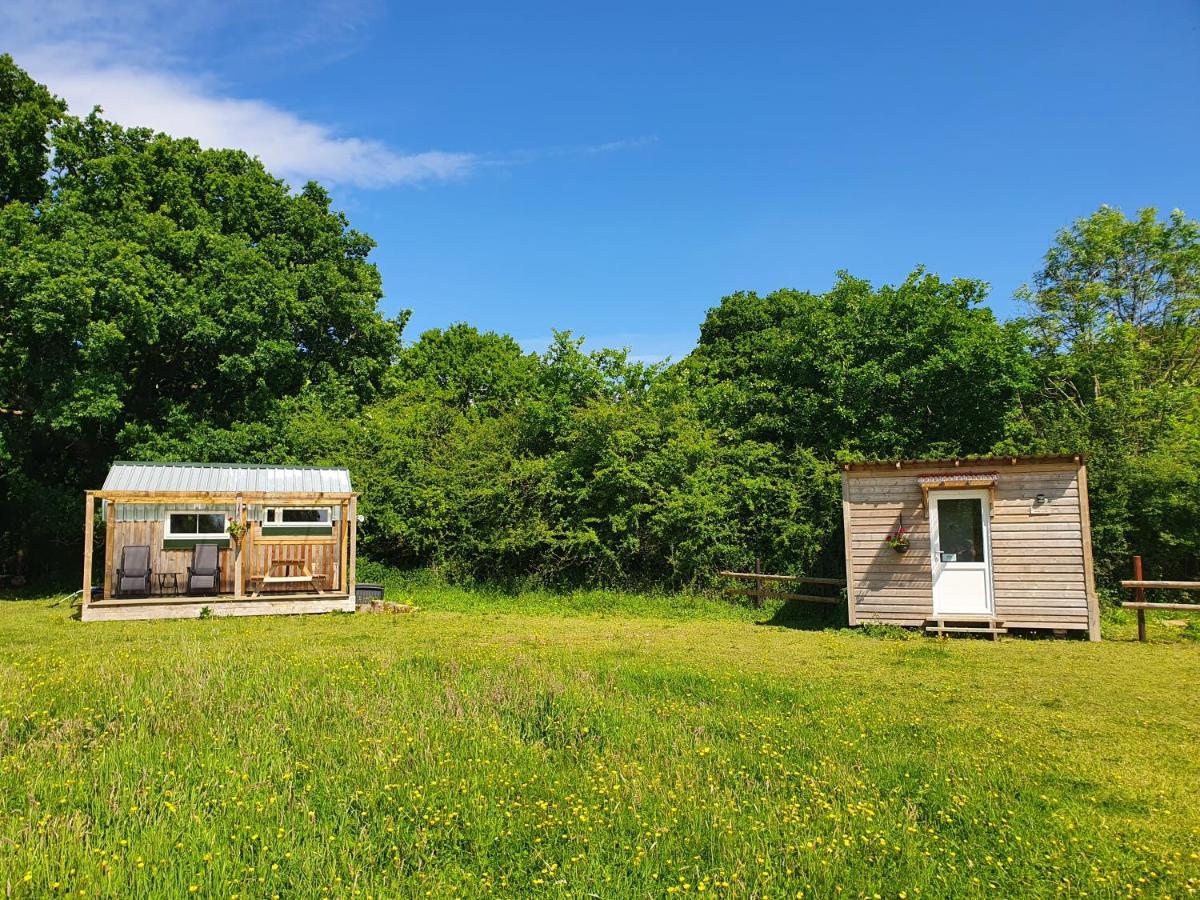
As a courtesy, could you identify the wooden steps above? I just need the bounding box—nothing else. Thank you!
[924,616,1007,639]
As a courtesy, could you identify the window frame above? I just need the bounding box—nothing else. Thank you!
[262,506,334,530]
[163,510,231,541]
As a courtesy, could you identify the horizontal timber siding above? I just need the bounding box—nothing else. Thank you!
[843,461,1093,632]
[112,520,236,593]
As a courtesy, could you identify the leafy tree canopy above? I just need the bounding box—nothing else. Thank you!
[685,270,1034,459]
[392,324,537,412]
[0,54,65,205]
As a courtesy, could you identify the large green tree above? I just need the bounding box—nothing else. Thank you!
[684,270,1035,459]
[0,61,403,573]
[391,323,536,413]
[1010,206,1200,584]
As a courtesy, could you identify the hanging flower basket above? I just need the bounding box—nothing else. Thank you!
[885,525,911,553]
[226,517,247,544]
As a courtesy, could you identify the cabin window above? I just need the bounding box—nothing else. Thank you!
[165,512,229,539]
[263,507,332,529]
[936,498,986,563]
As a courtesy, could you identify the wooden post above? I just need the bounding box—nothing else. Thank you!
[347,495,357,600]
[754,557,764,609]
[1134,555,1147,643]
[245,512,255,596]
[339,500,350,594]
[233,495,245,600]
[102,500,115,601]
[81,492,95,612]
[841,469,858,626]
[1077,463,1101,641]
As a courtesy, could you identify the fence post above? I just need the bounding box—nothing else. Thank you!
[1134,555,1146,643]
[754,557,764,609]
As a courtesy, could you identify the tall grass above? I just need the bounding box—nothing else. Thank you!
[0,596,1196,897]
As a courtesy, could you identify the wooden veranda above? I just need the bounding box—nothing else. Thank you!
[81,467,359,622]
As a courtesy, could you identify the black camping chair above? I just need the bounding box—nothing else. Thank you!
[116,545,152,597]
[187,543,222,595]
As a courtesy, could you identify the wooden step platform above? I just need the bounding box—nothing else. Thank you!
[924,616,1007,639]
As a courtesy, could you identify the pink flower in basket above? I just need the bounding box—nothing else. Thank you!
[885,525,911,552]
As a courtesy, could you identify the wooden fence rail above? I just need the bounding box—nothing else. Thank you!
[718,563,846,608]
[1119,554,1200,642]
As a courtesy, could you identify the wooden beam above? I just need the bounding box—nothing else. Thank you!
[102,500,115,601]
[347,495,357,600]
[1119,602,1200,611]
[841,470,857,627]
[94,490,354,503]
[339,500,349,594]
[1077,463,1101,641]
[842,455,1085,473]
[81,491,95,611]
[1119,580,1200,590]
[717,571,846,585]
[253,536,337,546]
[233,495,245,600]
[245,517,255,597]
[725,588,841,604]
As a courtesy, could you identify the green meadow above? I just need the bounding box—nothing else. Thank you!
[0,592,1197,898]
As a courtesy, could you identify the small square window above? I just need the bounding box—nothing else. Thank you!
[169,513,198,534]
[197,513,226,533]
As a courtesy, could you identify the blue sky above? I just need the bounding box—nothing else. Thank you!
[7,1,1200,360]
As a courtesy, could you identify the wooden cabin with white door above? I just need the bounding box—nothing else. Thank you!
[840,455,1099,639]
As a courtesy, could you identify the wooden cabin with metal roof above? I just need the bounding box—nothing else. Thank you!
[81,462,359,622]
[840,455,1099,639]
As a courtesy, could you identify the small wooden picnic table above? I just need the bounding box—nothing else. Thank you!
[249,558,325,596]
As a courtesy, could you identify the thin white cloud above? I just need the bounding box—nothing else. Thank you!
[495,135,660,167]
[582,136,660,154]
[4,1,473,189]
[22,51,474,189]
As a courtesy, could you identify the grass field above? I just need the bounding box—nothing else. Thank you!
[0,588,1197,898]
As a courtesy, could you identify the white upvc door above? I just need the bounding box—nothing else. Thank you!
[929,489,994,616]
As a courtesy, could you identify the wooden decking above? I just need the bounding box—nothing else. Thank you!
[81,592,354,622]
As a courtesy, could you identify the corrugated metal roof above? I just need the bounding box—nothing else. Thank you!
[102,461,351,494]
